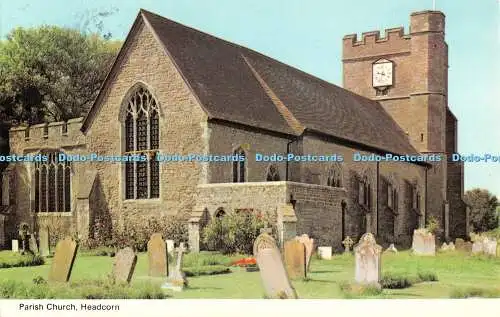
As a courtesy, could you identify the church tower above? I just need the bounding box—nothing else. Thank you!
[342,11,466,240]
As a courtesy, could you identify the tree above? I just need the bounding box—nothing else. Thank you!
[0,26,121,125]
[464,188,499,232]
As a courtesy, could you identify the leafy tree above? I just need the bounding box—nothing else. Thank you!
[0,26,121,124]
[464,188,499,232]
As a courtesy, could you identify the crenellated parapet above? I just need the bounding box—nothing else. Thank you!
[9,117,86,153]
[343,27,411,61]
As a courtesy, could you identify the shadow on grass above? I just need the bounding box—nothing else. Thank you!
[302,278,337,284]
[185,286,223,291]
[310,270,342,274]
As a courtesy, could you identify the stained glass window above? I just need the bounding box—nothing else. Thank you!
[123,86,160,199]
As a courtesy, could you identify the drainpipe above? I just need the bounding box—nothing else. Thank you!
[376,161,380,236]
[424,166,428,227]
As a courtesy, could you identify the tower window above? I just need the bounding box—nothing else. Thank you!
[34,151,71,213]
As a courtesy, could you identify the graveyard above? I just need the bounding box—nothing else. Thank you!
[0,232,499,299]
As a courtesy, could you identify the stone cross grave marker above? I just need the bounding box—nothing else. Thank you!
[342,236,354,253]
[48,237,78,282]
[162,242,188,291]
[28,234,38,254]
[148,233,168,277]
[165,239,175,254]
[11,240,19,252]
[254,233,298,299]
[411,229,436,255]
[39,227,50,257]
[112,247,137,283]
[354,233,382,288]
[294,234,314,271]
[284,239,306,279]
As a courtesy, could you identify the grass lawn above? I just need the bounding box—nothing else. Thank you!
[0,250,499,298]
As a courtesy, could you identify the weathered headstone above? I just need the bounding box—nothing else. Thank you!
[165,239,175,254]
[28,234,38,254]
[162,242,188,291]
[112,247,137,283]
[448,242,455,250]
[11,240,19,252]
[39,228,50,257]
[354,233,382,288]
[147,233,168,277]
[411,229,436,256]
[294,234,314,271]
[384,243,398,253]
[254,233,297,299]
[317,246,332,260]
[48,237,78,282]
[342,236,354,253]
[484,239,497,256]
[472,236,498,256]
[284,240,306,279]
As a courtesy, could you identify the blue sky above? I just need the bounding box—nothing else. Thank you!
[1,0,499,196]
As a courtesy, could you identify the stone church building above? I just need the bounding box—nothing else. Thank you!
[0,9,467,251]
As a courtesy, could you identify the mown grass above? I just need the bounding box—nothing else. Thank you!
[0,250,498,298]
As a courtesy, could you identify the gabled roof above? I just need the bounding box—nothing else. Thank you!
[82,9,420,156]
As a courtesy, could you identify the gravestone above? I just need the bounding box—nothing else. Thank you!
[354,233,382,288]
[165,239,175,254]
[317,246,332,260]
[254,233,297,299]
[342,236,354,253]
[294,234,314,271]
[28,234,38,254]
[39,228,50,257]
[448,242,455,250]
[48,237,78,282]
[284,240,306,279]
[147,233,168,277]
[411,229,435,255]
[440,242,450,251]
[112,247,137,283]
[11,240,19,252]
[472,237,498,256]
[384,243,398,253]
[162,242,188,291]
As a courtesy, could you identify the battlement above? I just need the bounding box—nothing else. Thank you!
[9,117,84,142]
[343,27,409,47]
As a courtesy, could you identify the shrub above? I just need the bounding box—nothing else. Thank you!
[425,216,442,235]
[183,251,235,267]
[381,273,413,289]
[339,281,382,298]
[79,246,116,257]
[416,271,438,282]
[110,215,188,252]
[0,251,44,268]
[202,211,266,254]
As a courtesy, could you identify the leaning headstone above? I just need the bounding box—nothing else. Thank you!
[48,237,78,282]
[317,246,332,260]
[354,233,382,288]
[165,239,175,254]
[384,243,398,253]
[39,228,50,257]
[294,234,314,271]
[112,247,137,283]
[11,240,19,252]
[148,233,168,277]
[284,240,306,279]
[28,234,38,254]
[411,229,435,256]
[342,236,354,253]
[254,233,297,299]
[162,242,188,291]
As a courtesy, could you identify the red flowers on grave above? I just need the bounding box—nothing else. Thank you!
[231,257,257,267]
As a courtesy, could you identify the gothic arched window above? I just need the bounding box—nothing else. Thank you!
[266,164,280,181]
[232,147,246,183]
[358,174,372,211]
[123,86,160,199]
[327,163,343,187]
[34,151,71,213]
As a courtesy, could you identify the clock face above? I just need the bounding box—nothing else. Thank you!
[373,61,393,87]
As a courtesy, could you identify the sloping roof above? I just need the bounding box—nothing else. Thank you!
[82,9,419,156]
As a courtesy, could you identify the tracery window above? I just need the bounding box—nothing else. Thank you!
[123,86,160,199]
[358,175,372,211]
[266,164,280,181]
[34,151,71,213]
[232,147,246,183]
[327,163,343,187]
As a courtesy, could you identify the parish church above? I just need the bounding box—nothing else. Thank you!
[0,9,467,251]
